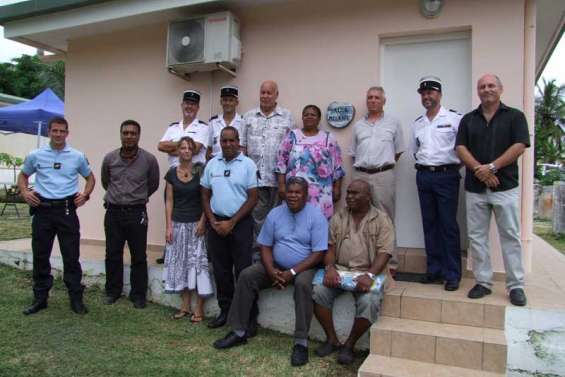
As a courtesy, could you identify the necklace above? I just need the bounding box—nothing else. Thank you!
[177,167,190,179]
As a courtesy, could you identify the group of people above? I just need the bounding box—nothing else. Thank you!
[17,73,530,367]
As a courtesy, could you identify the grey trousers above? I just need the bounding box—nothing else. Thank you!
[465,187,525,290]
[227,262,316,340]
[252,187,280,247]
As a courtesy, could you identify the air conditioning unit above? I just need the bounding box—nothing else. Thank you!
[166,11,241,76]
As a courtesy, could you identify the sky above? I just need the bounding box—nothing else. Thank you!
[0,25,563,85]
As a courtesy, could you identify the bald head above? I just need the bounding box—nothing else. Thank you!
[346,179,372,213]
[477,74,503,107]
[260,80,279,114]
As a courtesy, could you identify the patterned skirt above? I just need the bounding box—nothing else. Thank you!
[163,221,213,296]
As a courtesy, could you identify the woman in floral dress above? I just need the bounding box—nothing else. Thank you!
[164,136,212,322]
[275,104,345,218]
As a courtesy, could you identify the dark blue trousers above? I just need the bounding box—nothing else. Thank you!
[416,169,462,283]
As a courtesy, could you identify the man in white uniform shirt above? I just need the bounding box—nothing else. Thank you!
[411,76,462,291]
[158,89,209,166]
[207,85,244,160]
[350,86,404,271]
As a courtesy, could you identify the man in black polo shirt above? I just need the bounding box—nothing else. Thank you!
[455,74,530,306]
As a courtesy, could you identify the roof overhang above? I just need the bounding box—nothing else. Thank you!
[1,0,563,77]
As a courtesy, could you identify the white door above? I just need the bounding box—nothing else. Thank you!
[380,32,471,248]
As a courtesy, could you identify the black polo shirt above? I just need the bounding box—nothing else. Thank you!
[455,102,530,193]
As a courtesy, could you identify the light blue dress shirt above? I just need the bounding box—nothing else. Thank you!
[257,202,328,269]
[200,152,258,217]
[21,143,91,199]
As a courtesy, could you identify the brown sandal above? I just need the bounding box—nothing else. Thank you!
[190,313,203,323]
[172,310,191,319]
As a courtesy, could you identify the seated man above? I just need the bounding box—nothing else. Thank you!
[313,179,393,365]
[213,176,328,367]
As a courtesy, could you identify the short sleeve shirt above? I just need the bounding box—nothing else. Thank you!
[455,103,530,193]
[165,167,202,223]
[208,113,244,158]
[350,113,405,168]
[160,119,210,166]
[257,202,328,269]
[21,143,91,199]
[411,106,462,166]
[241,106,295,187]
[200,152,258,217]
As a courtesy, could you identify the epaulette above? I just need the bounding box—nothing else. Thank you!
[415,115,423,122]
[449,109,462,115]
[168,122,179,127]
[199,120,208,125]
[209,115,219,122]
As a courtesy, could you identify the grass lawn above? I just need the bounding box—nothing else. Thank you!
[0,203,31,241]
[534,219,565,255]
[0,264,364,377]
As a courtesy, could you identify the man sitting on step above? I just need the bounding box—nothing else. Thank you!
[313,179,394,365]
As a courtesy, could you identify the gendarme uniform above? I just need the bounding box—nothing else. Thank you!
[411,76,462,287]
[21,143,91,304]
[208,86,244,158]
[160,90,209,166]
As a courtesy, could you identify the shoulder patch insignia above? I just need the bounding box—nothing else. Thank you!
[415,115,423,121]
[209,115,219,121]
[449,109,462,115]
[199,120,208,125]
[168,122,179,127]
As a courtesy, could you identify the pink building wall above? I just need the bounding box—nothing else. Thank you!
[64,0,528,247]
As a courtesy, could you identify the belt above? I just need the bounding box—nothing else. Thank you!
[105,203,146,210]
[415,164,460,172]
[354,164,394,174]
[38,195,76,208]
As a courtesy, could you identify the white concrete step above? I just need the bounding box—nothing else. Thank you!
[358,354,505,377]
[370,316,506,372]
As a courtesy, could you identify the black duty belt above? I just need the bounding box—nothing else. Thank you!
[105,203,146,210]
[415,164,460,172]
[38,195,76,208]
[354,164,395,174]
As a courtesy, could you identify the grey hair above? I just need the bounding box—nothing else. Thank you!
[367,86,386,96]
[286,176,309,197]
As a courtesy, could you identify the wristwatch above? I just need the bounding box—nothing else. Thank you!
[365,272,376,280]
[290,268,297,276]
[488,163,497,174]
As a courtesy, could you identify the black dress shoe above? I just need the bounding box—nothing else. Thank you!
[315,341,341,357]
[290,344,309,366]
[70,300,88,314]
[104,295,120,305]
[420,274,443,285]
[23,300,47,315]
[444,281,460,291]
[337,346,355,365]
[467,284,492,299]
[509,288,527,306]
[213,331,247,349]
[133,299,146,309]
[208,311,228,329]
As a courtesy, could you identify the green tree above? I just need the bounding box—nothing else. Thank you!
[0,54,65,99]
[535,79,565,177]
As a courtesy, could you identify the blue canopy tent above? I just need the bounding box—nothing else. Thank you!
[0,88,64,145]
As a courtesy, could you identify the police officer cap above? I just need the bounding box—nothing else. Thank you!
[418,76,442,93]
[183,90,201,103]
[220,85,239,98]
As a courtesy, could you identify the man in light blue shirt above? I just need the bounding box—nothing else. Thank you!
[213,176,328,367]
[18,117,96,316]
[201,126,258,329]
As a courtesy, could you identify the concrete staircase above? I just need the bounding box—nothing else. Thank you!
[359,249,507,377]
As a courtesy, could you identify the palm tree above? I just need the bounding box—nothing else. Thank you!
[535,79,565,177]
